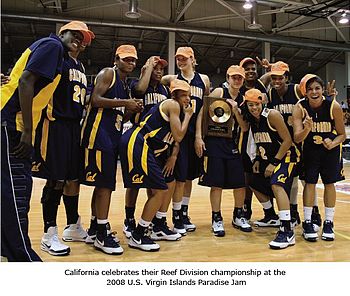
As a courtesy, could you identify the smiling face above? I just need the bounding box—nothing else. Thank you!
[271,74,287,90]
[227,74,244,89]
[115,56,137,74]
[151,64,165,82]
[247,101,263,119]
[243,62,257,82]
[173,89,191,108]
[306,80,323,101]
[60,30,84,53]
[176,55,193,72]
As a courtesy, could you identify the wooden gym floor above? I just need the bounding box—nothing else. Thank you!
[28,163,350,262]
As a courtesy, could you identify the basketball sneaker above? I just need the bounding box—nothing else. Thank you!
[172,209,186,236]
[41,226,70,256]
[182,205,196,232]
[94,233,123,255]
[254,208,280,227]
[290,204,301,228]
[62,216,87,242]
[232,216,252,232]
[129,231,160,252]
[311,206,322,232]
[151,218,181,241]
[123,218,136,239]
[321,220,335,241]
[269,228,295,249]
[212,220,225,237]
[302,220,318,242]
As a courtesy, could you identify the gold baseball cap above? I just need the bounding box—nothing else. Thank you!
[58,21,95,45]
[115,45,138,59]
[227,65,246,78]
[270,61,289,76]
[170,79,191,93]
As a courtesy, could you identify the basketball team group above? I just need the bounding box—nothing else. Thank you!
[0,20,345,262]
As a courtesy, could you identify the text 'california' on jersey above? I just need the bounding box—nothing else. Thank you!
[177,72,206,134]
[298,97,337,149]
[1,33,65,135]
[80,69,129,152]
[250,108,299,163]
[129,80,170,125]
[204,88,244,158]
[44,56,87,121]
[267,83,301,136]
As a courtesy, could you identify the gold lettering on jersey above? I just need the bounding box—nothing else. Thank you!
[254,132,272,143]
[132,174,144,184]
[69,69,87,87]
[113,104,125,113]
[311,122,332,133]
[273,104,294,115]
[86,172,97,182]
[144,93,167,105]
[31,162,41,172]
[190,86,203,99]
[277,174,287,184]
[313,135,323,145]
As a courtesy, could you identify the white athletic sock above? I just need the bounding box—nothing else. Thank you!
[182,197,190,206]
[261,200,272,210]
[138,218,151,228]
[303,207,312,221]
[325,207,335,222]
[173,201,182,211]
[279,210,291,221]
[156,211,167,219]
[97,219,108,225]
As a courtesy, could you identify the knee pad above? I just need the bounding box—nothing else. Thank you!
[40,182,63,206]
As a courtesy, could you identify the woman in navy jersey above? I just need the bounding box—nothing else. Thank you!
[293,74,345,242]
[161,46,210,235]
[242,88,296,249]
[1,20,90,262]
[122,56,181,242]
[195,65,251,237]
[81,45,142,255]
[120,79,193,252]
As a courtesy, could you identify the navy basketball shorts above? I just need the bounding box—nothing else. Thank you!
[198,155,246,189]
[174,132,201,182]
[119,129,168,190]
[32,118,81,181]
[80,148,118,191]
[303,145,345,184]
[250,161,296,197]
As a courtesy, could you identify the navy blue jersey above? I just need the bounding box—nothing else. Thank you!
[267,83,301,135]
[177,72,206,134]
[45,56,87,121]
[80,69,129,152]
[239,79,267,96]
[250,108,297,163]
[205,88,244,158]
[1,34,65,134]
[298,97,337,149]
[130,80,170,124]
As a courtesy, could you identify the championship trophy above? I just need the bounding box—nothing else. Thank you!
[202,96,233,138]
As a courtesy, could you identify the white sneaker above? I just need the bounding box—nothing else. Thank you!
[41,226,70,256]
[128,233,160,252]
[212,220,225,237]
[232,217,253,232]
[94,233,123,255]
[62,216,88,242]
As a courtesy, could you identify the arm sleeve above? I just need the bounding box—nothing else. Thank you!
[25,40,63,81]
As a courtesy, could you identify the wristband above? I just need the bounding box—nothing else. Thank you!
[269,157,280,166]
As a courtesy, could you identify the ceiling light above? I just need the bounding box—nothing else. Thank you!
[243,0,253,10]
[125,0,141,19]
[339,12,349,24]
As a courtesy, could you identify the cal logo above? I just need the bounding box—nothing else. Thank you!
[32,162,41,172]
[132,174,144,184]
[277,174,287,184]
[86,172,97,182]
